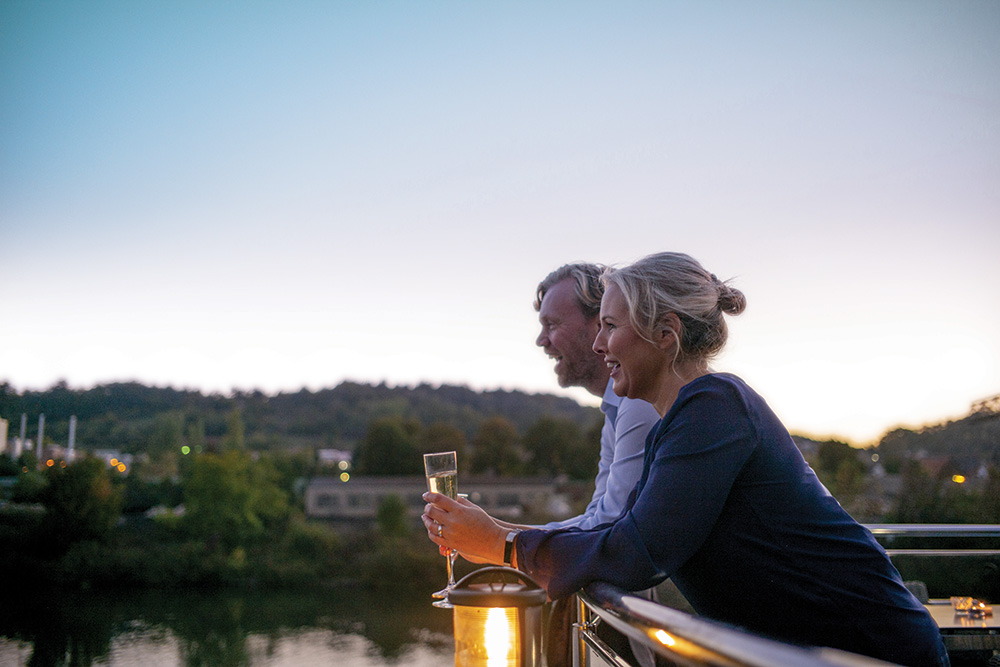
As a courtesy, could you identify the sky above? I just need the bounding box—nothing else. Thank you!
[1,1,998,445]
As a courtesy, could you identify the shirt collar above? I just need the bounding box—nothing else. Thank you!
[600,378,623,414]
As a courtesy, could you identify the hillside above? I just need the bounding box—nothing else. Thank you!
[0,380,602,453]
[875,395,1000,470]
[2,381,997,466]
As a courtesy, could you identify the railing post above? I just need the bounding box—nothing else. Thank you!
[572,593,588,667]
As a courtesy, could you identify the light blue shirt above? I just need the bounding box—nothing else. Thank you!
[542,380,660,530]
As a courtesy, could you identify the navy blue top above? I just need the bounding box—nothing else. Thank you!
[517,373,947,666]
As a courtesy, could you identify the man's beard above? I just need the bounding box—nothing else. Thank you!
[557,355,604,389]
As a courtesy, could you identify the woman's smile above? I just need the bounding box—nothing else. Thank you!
[594,283,665,403]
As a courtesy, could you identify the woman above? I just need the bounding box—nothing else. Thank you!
[423,252,948,666]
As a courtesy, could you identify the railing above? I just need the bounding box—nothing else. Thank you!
[574,583,900,667]
[865,523,1000,557]
[571,524,1000,667]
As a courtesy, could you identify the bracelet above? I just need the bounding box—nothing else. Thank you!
[503,529,521,567]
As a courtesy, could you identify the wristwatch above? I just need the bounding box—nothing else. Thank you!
[503,529,521,567]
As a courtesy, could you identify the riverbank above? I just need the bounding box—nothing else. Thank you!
[0,504,449,594]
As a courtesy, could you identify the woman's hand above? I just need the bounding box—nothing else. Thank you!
[422,492,508,565]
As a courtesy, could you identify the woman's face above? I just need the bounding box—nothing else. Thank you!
[593,283,668,403]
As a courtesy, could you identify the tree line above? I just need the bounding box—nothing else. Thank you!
[0,380,601,455]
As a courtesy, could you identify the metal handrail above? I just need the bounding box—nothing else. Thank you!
[570,526,1000,666]
[864,524,1000,538]
[864,523,1000,557]
[576,583,902,667]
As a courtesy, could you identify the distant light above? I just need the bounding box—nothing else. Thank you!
[46,459,54,467]
[117,463,127,473]
[952,475,966,484]
[181,445,191,455]
[60,460,67,468]
[871,454,879,462]
[340,472,350,482]
[338,460,349,471]
[654,630,676,647]
[21,467,28,474]
[110,458,119,466]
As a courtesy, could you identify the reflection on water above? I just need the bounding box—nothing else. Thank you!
[0,587,455,667]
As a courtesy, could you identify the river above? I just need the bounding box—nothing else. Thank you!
[0,587,455,667]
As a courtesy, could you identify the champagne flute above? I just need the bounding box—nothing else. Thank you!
[423,450,458,608]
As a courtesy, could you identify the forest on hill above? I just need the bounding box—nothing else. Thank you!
[0,380,601,454]
[875,395,1000,470]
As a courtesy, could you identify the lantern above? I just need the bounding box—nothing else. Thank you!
[449,566,546,667]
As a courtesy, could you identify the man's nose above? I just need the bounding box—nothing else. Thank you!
[536,329,548,347]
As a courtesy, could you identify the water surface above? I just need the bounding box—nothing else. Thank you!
[0,587,455,667]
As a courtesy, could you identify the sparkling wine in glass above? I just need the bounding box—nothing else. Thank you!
[423,451,458,608]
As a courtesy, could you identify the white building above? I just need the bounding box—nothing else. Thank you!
[305,475,566,524]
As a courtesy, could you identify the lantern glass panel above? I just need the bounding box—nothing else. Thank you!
[454,605,521,667]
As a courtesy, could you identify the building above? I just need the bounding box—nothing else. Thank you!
[305,475,566,524]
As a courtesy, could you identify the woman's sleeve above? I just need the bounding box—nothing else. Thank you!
[516,381,757,599]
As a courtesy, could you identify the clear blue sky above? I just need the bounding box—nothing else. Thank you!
[2,1,998,444]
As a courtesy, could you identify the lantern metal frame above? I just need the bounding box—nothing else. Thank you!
[449,566,547,667]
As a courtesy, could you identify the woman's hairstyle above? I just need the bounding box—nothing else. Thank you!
[604,252,746,365]
[534,263,606,320]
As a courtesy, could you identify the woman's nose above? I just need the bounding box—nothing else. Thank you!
[593,331,606,355]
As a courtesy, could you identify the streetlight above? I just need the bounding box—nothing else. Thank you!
[449,566,546,667]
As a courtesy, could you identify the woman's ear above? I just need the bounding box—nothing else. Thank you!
[656,313,682,350]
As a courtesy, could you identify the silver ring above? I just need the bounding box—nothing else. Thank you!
[437,523,444,538]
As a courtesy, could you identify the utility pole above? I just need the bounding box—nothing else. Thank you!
[68,415,77,460]
[37,413,45,462]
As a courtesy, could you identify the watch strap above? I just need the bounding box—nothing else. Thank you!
[503,529,521,567]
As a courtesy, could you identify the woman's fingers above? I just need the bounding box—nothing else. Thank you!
[422,513,444,544]
[422,491,461,510]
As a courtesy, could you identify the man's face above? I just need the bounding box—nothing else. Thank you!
[536,279,608,392]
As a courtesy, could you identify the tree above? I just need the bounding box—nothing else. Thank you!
[181,451,290,548]
[376,494,409,537]
[220,409,245,451]
[41,457,123,549]
[0,453,18,477]
[470,417,522,476]
[148,411,184,454]
[816,440,859,476]
[890,460,940,523]
[566,416,604,481]
[977,465,1000,523]
[814,440,865,500]
[523,417,582,477]
[417,422,467,461]
[353,417,422,475]
[186,418,206,452]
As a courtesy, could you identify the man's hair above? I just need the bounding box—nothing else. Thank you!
[534,263,606,319]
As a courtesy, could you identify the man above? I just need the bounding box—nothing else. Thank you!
[527,263,661,667]
[531,263,660,530]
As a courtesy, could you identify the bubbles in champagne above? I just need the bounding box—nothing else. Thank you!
[427,471,457,499]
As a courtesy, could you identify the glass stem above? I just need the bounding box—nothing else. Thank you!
[446,550,456,587]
